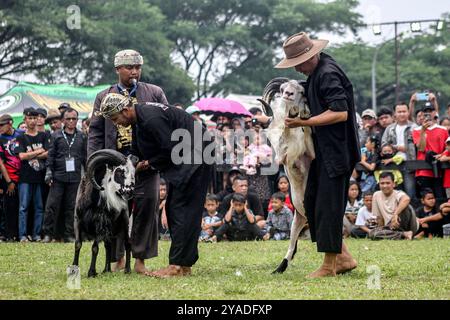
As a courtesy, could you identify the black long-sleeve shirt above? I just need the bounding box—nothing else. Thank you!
[47,129,87,183]
[132,103,213,188]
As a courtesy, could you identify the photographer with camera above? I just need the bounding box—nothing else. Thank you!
[409,91,438,122]
[412,103,448,202]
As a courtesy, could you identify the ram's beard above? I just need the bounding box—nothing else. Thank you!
[117,187,134,201]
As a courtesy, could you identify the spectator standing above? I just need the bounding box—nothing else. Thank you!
[42,108,87,243]
[376,107,394,138]
[381,103,417,199]
[0,114,23,241]
[16,108,49,242]
[45,109,62,133]
[265,192,293,240]
[369,172,418,240]
[351,191,377,238]
[436,137,450,199]
[359,109,381,146]
[412,103,448,200]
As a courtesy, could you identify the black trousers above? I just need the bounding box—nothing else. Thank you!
[215,222,264,241]
[166,164,211,267]
[42,181,79,239]
[113,170,160,261]
[0,181,19,240]
[304,159,350,253]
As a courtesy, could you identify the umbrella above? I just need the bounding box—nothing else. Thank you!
[194,97,252,119]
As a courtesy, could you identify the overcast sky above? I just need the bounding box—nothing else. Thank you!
[319,0,449,46]
[1,0,448,94]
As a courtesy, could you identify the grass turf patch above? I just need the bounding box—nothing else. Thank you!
[0,239,448,299]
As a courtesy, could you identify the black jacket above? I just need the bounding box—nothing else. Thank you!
[306,53,360,177]
[218,192,264,218]
[47,129,87,183]
[88,82,168,157]
[133,103,213,188]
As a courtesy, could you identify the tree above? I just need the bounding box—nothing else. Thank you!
[0,0,195,104]
[150,0,361,99]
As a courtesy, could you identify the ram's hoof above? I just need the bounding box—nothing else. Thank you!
[87,270,98,278]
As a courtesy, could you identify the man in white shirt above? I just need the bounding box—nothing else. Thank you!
[381,103,417,199]
[369,172,419,240]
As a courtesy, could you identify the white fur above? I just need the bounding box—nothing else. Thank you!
[100,158,135,215]
[266,80,315,262]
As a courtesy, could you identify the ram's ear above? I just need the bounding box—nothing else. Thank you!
[128,155,139,167]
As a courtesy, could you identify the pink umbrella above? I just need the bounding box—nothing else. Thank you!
[194,97,252,119]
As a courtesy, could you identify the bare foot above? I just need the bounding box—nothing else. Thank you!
[336,254,358,274]
[403,231,413,240]
[134,259,149,275]
[112,257,125,272]
[307,266,336,278]
[148,265,186,279]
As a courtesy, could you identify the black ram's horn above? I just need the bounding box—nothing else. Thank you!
[257,77,290,117]
[86,149,127,191]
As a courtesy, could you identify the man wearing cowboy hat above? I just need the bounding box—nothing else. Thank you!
[89,49,168,275]
[272,32,360,278]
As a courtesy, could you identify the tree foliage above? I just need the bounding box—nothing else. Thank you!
[149,0,361,99]
[0,0,195,104]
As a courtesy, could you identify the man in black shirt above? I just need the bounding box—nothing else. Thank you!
[218,175,264,221]
[16,107,49,242]
[275,32,360,278]
[42,108,87,243]
[97,93,213,278]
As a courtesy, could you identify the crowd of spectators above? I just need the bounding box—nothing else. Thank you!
[1,91,450,244]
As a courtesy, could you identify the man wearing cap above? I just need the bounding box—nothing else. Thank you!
[412,103,448,200]
[0,114,23,241]
[97,93,213,278]
[359,108,381,147]
[268,32,360,278]
[89,49,168,274]
[15,107,49,242]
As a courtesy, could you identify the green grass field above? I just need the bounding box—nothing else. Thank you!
[0,239,448,300]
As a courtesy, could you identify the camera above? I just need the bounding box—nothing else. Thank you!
[424,113,432,121]
[251,118,259,126]
[416,92,429,101]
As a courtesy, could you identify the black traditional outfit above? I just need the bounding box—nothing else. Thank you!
[304,53,360,253]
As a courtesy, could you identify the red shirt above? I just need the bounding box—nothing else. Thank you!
[412,125,448,178]
[268,193,294,213]
[443,150,450,188]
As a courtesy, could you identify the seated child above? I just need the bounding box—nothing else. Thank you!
[158,178,170,240]
[265,192,293,240]
[358,135,378,193]
[351,191,378,238]
[210,193,267,242]
[343,181,362,237]
[374,143,404,189]
[267,175,294,213]
[415,188,446,238]
[199,194,223,241]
